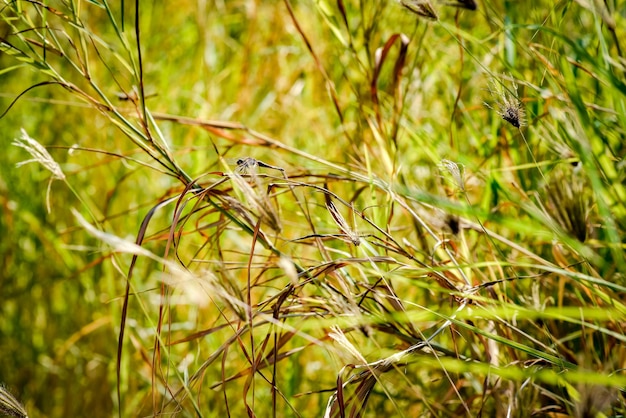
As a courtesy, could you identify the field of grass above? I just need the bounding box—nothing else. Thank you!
[1,1,625,417]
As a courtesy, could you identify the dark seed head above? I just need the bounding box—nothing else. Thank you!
[486,77,526,128]
[460,0,478,10]
[502,106,521,128]
[445,214,460,235]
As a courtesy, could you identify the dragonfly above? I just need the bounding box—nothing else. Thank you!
[233,157,284,174]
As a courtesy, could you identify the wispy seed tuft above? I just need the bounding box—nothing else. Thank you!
[542,165,590,242]
[12,129,65,180]
[439,159,465,192]
[485,77,526,128]
[12,129,65,213]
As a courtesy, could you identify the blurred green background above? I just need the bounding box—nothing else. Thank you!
[1,1,625,417]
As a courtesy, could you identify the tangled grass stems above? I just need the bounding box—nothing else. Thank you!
[2,0,626,416]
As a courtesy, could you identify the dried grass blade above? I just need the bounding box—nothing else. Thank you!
[210,346,307,389]
[283,0,344,123]
[335,367,347,418]
[111,196,178,414]
[324,187,360,246]
[400,0,439,20]
[0,81,58,119]
[336,0,350,32]
[326,365,376,418]
[371,33,410,133]
[167,323,231,345]
[154,180,203,411]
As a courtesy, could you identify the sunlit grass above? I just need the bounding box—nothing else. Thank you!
[1,0,625,417]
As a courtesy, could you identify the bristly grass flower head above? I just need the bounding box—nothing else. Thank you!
[439,159,465,192]
[540,164,590,242]
[485,77,526,128]
[0,385,28,418]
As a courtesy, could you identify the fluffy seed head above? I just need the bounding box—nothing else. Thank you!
[12,128,65,180]
[486,78,526,128]
[440,159,465,192]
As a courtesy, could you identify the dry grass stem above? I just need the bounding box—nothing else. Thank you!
[2,1,625,417]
